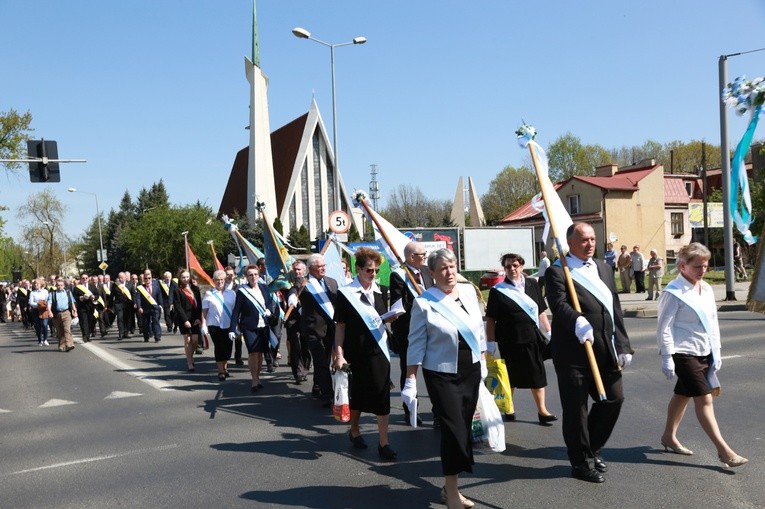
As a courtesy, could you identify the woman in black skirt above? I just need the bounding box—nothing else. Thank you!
[485,253,556,425]
[174,270,202,372]
[334,247,398,461]
[405,248,487,509]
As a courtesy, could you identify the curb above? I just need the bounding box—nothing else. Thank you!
[623,303,749,317]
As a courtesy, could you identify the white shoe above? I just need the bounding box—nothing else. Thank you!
[43,340,49,346]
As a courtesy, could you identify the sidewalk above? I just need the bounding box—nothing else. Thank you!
[619,280,752,317]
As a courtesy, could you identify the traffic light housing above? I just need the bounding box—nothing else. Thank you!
[27,139,60,182]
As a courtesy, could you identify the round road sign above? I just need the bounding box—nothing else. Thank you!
[328,210,351,234]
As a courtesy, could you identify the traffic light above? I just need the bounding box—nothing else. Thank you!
[27,139,60,182]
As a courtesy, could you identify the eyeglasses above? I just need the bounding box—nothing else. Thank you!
[504,263,522,269]
[412,252,426,257]
[364,267,380,274]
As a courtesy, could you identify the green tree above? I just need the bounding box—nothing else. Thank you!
[0,109,34,173]
[546,133,610,181]
[287,225,312,252]
[481,165,538,225]
[16,189,68,277]
[136,180,170,216]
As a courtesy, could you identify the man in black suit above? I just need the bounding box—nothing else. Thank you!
[389,241,433,424]
[112,272,133,340]
[546,222,633,484]
[299,253,338,407]
[159,271,176,333]
[72,273,98,342]
[285,260,311,384]
[135,269,164,342]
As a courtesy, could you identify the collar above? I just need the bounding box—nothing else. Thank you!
[347,277,381,295]
[566,254,598,276]
[504,275,525,289]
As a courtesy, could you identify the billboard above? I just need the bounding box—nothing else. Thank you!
[688,202,724,228]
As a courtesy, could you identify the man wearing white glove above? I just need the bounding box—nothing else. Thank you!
[284,260,311,385]
[545,223,633,484]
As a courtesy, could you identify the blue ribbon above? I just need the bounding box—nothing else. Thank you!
[730,105,760,245]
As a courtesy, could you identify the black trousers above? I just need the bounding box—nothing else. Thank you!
[307,336,333,398]
[114,304,126,338]
[162,303,173,331]
[423,348,481,476]
[554,363,624,467]
[209,326,233,362]
[287,325,311,381]
[633,271,646,293]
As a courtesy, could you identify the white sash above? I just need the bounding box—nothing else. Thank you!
[392,266,422,298]
[419,287,481,358]
[338,287,389,362]
[493,281,539,327]
[238,286,279,348]
[663,280,721,389]
[306,277,334,320]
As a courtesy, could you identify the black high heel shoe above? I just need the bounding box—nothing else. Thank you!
[538,413,558,425]
[378,443,397,461]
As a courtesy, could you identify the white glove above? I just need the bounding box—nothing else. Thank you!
[575,316,594,344]
[486,341,497,355]
[401,378,417,407]
[287,294,298,307]
[618,353,632,368]
[228,332,237,342]
[201,325,208,335]
[544,330,552,341]
[480,357,488,380]
[264,309,272,318]
[661,354,675,380]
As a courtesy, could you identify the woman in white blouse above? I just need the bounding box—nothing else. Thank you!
[29,278,50,346]
[657,243,747,467]
[202,270,237,381]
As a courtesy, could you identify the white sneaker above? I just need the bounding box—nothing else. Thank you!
[43,340,49,346]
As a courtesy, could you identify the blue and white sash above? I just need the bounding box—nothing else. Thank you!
[211,290,233,319]
[419,288,481,358]
[338,287,389,362]
[238,286,279,348]
[493,281,539,327]
[305,277,335,320]
[393,266,422,298]
[663,281,720,389]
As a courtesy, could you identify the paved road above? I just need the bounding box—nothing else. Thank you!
[1,305,764,508]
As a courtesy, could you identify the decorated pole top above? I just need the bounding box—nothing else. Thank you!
[722,76,765,116]
[515,123,537,148]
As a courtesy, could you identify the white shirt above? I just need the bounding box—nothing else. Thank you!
[202,288,236,329]
[538,257,550,277]
[656,274,719,357]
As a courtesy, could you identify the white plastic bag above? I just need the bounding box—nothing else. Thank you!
[332,370,350,422]
[471,383,506,453]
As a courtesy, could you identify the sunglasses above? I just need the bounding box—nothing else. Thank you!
[363,267,380,274]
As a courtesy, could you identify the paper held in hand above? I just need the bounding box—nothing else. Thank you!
[381,298,405,321]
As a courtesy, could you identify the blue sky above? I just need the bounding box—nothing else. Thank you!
[2,0,765,243]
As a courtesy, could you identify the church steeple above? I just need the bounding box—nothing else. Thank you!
[251,0,260,68]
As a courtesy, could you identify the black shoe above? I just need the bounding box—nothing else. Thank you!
[235,359,244,366]
[218,373,226,381]
[266,364,275,373]
[311,386,322,399]
[250,385,259,393]
[66,345,75,352]
[349,431,367,449]
[123,334,131,339]
[572,464,605,483]
[155,338,161,342]
[117,336,123,341]
[144,338,149,342]
[321,396,333,408]
[538,413,558,425]
[378,444,397,461]
[593,456,608,473]
[224,371,231,378]
[433,415,442,428]
[503,413,516,422]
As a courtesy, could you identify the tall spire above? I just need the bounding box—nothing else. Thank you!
[251,0,260,67]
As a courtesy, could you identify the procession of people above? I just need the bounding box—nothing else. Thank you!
[0,221,750,509]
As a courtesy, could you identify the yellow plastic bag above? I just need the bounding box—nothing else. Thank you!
[484,353,514,415]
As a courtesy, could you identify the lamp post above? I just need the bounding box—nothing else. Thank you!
[68,187,106,275]
[181,231,189,271]
[718,47,765,300]
[292,27,367,213]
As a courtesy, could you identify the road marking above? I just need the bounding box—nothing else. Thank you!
[81,342,176,392]
[7,444,179,475]
[0,408,12,414]
[39,399,77,408]
[104,391,142,399]
[722,355,742,360]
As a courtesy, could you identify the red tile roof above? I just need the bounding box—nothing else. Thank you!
[664,177,693,205]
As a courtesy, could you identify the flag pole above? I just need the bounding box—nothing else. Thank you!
[181,231,190,272]
[355,195,423,295]
[526,140,607,401]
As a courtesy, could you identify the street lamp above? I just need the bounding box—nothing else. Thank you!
[292,26,367,213]
[718,47,765,300]
[68,187,106,275]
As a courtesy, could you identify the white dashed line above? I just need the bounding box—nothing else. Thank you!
[81,342,176,392]
[104,391,143,399]
[38,399,77,408]
[7,444,179,475]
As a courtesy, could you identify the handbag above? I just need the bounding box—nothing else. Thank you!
[471,383,506,453]
[332,370,350,423]
[484,353,514,415]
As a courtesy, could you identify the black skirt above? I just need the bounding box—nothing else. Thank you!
[498,340,547,389]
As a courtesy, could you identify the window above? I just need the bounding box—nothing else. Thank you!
[568,195,580,215]
[671,212,684,235]
[685,182,693,197]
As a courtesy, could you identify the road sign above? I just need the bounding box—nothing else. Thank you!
[98,262,108,271]
[328,210,351,234]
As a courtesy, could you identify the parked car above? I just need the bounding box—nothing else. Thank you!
[479,269,505,290]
